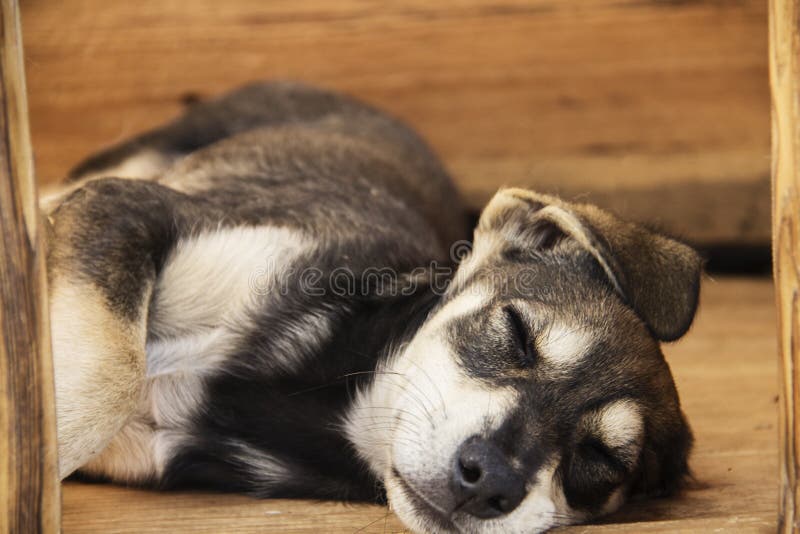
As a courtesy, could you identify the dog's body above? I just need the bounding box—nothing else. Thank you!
[46,82,701,533]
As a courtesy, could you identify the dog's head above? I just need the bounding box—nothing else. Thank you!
[351,188,701,533]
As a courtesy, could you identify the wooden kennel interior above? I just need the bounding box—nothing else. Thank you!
[1,0,797,531]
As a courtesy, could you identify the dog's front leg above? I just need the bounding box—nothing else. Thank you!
[46,178,180,478]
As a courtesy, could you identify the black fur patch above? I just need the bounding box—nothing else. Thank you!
[162,280,441,501]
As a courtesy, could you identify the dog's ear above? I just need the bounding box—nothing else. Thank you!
[476,188,703,341]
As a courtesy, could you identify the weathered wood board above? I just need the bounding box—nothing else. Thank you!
[20,0,770,245]
[769,0,800,529]
[0,0,60,531]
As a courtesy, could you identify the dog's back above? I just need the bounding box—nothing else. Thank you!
[63,81,470,251]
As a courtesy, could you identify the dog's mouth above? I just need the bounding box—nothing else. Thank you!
[391,467,459,532]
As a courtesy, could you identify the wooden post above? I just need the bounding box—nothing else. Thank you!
[771,0,800,531]
[0,0,61,532]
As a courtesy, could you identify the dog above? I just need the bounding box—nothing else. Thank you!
[44,81,701,533]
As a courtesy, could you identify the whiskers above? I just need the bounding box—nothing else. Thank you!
[339,369,440,425]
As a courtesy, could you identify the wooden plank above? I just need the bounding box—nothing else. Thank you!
[61,278,778,533]
[0,0,60,532]
[769,0,800,530]
[20,0,769,245]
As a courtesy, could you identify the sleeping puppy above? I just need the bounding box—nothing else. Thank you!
[44,82,701,533]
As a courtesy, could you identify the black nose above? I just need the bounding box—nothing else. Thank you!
[451,436,527,518]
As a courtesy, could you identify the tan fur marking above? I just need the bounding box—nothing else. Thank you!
[594,399,644,451]
[78,418,157,483]
[50,280,149,478]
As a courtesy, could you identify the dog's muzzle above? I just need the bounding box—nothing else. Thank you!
[451,435,527,519]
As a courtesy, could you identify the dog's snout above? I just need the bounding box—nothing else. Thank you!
[452,436,526,519]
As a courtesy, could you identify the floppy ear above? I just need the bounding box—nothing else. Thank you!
[477,188,703,342]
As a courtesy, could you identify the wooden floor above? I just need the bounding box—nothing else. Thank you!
[62,277,778,533]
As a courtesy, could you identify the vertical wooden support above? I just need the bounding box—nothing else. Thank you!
[0,0,61,532]
[771,0,800,531]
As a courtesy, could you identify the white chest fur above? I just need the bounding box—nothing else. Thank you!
[145,224,315,423]
[81,225,315,482]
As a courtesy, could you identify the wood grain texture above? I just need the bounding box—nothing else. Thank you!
[61,277,778,533]
[0,0,60,532]
[19,0,770,245]
[769,0,800,530]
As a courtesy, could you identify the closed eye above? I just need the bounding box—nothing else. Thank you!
[503,305,537,368]
[580,437,627,475]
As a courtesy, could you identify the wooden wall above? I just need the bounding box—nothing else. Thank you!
[19,0,769,245]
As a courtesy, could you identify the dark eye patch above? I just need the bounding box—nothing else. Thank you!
[503,305,538,368]
[560,437,630,511]
[559,417,642,513]
[579,437,628,475]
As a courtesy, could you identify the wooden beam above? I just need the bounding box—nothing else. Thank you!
[770,0,800,530]
[0,0,60,532]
